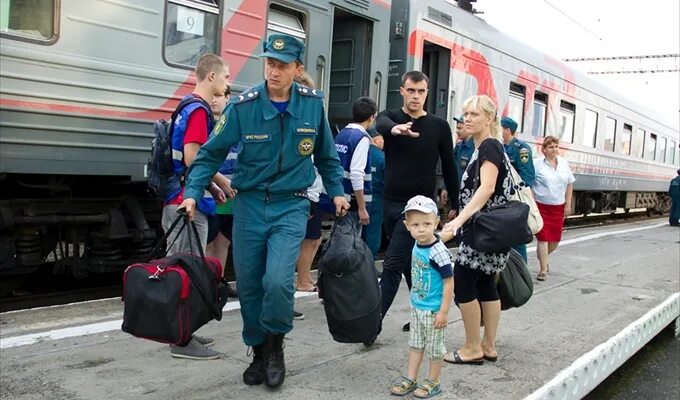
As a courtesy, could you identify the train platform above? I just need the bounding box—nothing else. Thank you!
[1,219,678,400]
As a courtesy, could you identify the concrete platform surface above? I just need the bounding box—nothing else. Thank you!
[1,219,678,400]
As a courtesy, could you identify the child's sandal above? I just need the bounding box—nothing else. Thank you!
[389,376,417,396]
[413,379,442,398]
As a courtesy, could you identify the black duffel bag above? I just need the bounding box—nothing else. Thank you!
[121,214,228,345]
[470,200,533,253]
[497,248,533,310]
[317,214,382,345]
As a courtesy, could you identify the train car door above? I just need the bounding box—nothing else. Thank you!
[328,8,374,133]
[421,41,451,120]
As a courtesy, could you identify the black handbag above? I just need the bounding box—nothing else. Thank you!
[497,248,533,310]
[469,149,533,253]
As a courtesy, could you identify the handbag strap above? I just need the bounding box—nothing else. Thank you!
[472,141,529,205]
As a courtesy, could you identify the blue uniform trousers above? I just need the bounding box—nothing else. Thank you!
[232,192,310,346]
[670,197,680,226]
[363,196,384,260]
[512,243,528,262]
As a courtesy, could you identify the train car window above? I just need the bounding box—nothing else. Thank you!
[0,0,57,43]
[531,91,548,137]
[618,123,632,155]
[558,101,575,143]
[667,140,677,165]
[508,83,525,131]
[268,4,306,42]
[603,117,616,152]
[657,137,667,163]
[644,133,657,161]
[632,128,645,158]
[164,0,220,68]
[583,109,598,148]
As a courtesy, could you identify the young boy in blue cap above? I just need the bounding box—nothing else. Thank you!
[390,195,454,398]
[178,34,349,389]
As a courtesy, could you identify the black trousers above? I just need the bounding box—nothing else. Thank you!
[379,198,413,316]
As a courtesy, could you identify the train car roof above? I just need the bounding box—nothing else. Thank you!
[429,2,678,131]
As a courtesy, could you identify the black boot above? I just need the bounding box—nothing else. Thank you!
[263,333,285,389]
[242,344,265,385]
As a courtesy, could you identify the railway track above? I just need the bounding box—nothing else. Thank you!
[0,211,665,313]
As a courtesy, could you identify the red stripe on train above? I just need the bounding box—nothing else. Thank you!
[0,1,265,121]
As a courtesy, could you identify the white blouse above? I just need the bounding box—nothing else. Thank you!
[532,156,575,205]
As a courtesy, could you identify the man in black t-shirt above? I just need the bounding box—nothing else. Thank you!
[375,71,459,329]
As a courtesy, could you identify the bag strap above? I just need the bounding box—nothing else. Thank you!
[147,212,222,319]
[472,143,525,202]
[183,215,222,319]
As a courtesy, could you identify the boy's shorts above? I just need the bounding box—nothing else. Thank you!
[409,307,446,360]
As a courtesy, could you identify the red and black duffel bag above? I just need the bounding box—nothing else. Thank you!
[121,214,228,345]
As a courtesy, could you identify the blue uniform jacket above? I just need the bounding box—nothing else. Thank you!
[453,138,475,181]
[184,82,344,202]
[369,145,385,197]
[504,137,536,187]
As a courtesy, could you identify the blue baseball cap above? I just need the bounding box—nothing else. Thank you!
[501,116,518,133]
[453,115,464,124]
[260,34,305,64]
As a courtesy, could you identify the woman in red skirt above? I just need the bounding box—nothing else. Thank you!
[532,136,575,281]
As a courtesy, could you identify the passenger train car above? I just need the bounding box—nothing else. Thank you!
[0,0,677,281]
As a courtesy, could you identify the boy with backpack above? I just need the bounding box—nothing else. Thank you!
[154,53,231,360]
[390,196,454,398]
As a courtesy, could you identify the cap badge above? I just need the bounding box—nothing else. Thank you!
[273,39,285,50]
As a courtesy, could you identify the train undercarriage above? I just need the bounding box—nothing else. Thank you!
[0,174,160,294]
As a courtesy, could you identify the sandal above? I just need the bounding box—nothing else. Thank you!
[389,376,417,396]
[537,272,547,281]
[413,379,442,398]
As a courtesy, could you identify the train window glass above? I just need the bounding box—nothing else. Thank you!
[164,0,220,68]
[644,133,656,161]
[531,91,548,137]
[618,123,632,155]
[508,83,525,132]
[268,4,306,42]
[657,137,667,162]
[632,128,645,158]
[583,109,598,148]
[603,117,616,152]
[668,140,676,165]
[558,101,575,143]
[0,0,57,42]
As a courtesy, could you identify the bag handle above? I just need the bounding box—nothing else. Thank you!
[183,212,222,319]
[147,211,222,319]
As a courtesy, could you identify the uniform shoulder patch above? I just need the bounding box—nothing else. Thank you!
[297,85,324,98]
[519,146,530,163]
[231,89,260,104]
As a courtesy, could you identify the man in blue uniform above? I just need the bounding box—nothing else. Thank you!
[669,169,680,227]
[335,97,378,225]
[179,34,349,390]
[501,116,535,261]
[364,131,385,259]
[441,115,472,220]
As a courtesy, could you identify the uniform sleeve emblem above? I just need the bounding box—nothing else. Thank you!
[298,138,314,156]
[213,114,227,135]
[519,148,530,163]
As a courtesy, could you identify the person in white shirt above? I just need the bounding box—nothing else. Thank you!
[532,136,575,281]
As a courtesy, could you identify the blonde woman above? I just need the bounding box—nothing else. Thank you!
[532,136,575,281]
[442,95,512,364]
